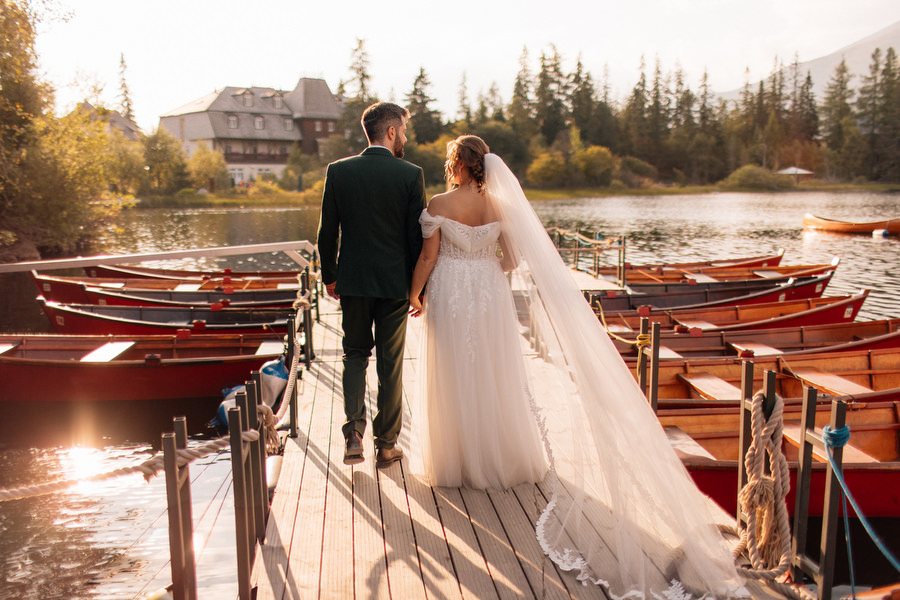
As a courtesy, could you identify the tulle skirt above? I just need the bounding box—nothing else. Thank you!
[414,255,547,489]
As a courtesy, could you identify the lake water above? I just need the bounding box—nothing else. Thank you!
[0,190,898,598]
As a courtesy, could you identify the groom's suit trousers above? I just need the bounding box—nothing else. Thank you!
[340,295,409,449]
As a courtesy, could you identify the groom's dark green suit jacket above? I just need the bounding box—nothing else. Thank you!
[317,146,426,298]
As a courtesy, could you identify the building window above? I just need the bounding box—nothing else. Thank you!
[281,144,289,154]
[327,121,335,133]
[254,116,264,129]
[228,115,238,129]
[225,143,232,153]
[315,120,322,132]
[242,93,253,107]
[274,96,283,109]
[229,168,244,184]
[284,118,293,131]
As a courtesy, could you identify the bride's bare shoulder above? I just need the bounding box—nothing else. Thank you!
[426,189,454,216]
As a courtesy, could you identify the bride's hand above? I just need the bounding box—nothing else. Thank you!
[409,294,424,317]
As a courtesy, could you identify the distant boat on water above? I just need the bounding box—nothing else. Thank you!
[803,213,900,235]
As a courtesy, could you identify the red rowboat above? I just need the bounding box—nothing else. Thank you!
[80,285,299,308]
[0,332,286,442]
[38,298,290,335]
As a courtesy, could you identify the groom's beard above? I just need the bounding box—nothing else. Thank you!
[393,139,405,158]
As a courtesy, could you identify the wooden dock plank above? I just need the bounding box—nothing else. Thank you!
[489,485,575,600]
[249,294,788,600]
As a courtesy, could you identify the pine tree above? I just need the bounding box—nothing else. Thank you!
[457,72,471,123]
[855,48,882,177]
[621,56,649,159]
[876,47,900,180]
[507,47,536,140]
[405,67,443,144]
[118,52,135,123]
[821,58,855,152]
[569,55,597,145]
[535,45,568,146]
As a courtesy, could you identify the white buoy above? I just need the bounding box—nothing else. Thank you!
[872,229,888,237]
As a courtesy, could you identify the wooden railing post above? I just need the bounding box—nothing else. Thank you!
[637,317,650,397]
[737,360,755,526]
[251,371,270,513]
[229,401,254,600]
[163,416,197,600]
[286,314,299,439]
[647,321,660,413]
[243,380,267,544]
[790,393,846,600]
[300,268,314,367]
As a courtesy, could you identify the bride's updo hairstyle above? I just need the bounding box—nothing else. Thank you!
[445,135,490,190]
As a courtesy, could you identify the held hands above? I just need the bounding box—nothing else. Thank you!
[409,293,424,317]
[325,282,339,299]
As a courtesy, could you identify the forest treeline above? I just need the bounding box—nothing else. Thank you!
[2,0,898,257]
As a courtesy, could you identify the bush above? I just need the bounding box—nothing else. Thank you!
[526,152,567,188]
[572,145,614,186]
[718,165,794,191]
[620,156,658,180]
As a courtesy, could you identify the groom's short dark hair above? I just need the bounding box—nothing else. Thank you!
[361,102,409,144]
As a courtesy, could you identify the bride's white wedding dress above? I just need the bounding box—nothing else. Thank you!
[415,211,547,489]
[411,153,748,599]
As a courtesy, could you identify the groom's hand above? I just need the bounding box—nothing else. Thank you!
[325,282,339,299]
[409,294,424,317]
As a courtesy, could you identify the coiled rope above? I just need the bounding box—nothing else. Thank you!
[0,430,260,503]
[593,301,651,376]
[726,390,817,600]
[823,425,900,577]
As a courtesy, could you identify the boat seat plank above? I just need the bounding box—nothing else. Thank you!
[788,366,874,396]
[173,283,203,292]
[782,424,879,463]
[80,341,136,362]
[665,426,716,460]
[658,345,683,359]
[276,283,300,290]
[681,272,719,283]
[255,340,284,355]
[728,341,783,357]
[675,319,717,330]
[0,343,17,356]
[751,269,784,278]
[676,372,742,400]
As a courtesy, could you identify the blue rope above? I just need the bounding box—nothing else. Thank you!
[822,425,900,578]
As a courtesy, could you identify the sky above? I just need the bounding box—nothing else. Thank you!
[32,0,900,133]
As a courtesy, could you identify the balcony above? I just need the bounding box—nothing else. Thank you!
[224,152,289,165]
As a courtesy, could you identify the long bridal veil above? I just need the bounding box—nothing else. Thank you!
[483,153,747,599]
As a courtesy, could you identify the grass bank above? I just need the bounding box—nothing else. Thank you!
[132,179,900,209]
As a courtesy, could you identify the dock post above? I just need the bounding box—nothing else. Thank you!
[251,371,270,511]
[637,317,650,398]
[790,391,845,600]
[647,321,660,412]
[229,401,255,600]
[163,416,197,600]
[286,315,299,439]
[301,267,314,367]
[737,360,755,525]
[243,379,267,544]
[311,249,322,322]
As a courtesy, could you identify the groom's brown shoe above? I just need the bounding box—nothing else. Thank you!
[344,431,364,465]
[375,446,403,469]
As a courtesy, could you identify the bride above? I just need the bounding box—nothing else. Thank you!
[409,135,747,598]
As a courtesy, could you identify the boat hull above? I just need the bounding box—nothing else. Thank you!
[803,213,900,235]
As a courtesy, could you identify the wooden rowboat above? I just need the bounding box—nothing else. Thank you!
[603,258,838,287]
[614,318,900,359]
[601,290,867,334]
[802,213,900,235]
[86,250,785,280]
[0,332,285,442]
[80,285,300,308]
[632,346,900,406]
[31,271,300,305]
[587,272,832,312]
[660,400,900,518]
[38,298,290,335]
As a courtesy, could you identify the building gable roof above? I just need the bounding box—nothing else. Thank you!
[285,78,342,120]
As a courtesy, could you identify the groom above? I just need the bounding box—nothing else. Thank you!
[316,102,426,468]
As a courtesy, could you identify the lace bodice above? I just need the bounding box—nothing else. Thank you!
[419,210,501,261]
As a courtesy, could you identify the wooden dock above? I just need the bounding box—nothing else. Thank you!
[251,290,787,600]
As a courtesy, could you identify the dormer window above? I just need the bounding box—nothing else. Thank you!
[228,115,238,129]
[242,93,253,107]
[274,96,284,109]
[254,116,265,130]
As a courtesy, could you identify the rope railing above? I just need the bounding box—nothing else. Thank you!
[0,430,260,503]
